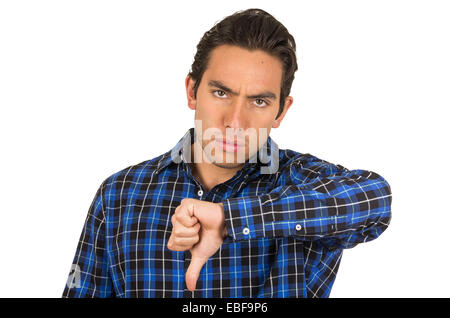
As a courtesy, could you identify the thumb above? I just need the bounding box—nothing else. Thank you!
[185,256,207,292]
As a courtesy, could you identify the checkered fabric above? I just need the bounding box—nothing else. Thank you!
[62,127,392,298]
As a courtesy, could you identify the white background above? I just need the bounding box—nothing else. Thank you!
[1,0,449,298]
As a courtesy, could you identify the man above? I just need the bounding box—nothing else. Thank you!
[63,8,392,298]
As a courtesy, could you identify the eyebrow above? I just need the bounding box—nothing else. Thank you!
[208,80,277,100]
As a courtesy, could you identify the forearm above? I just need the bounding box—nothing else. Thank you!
[221,169,392,248]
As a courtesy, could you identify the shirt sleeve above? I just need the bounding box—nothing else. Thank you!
[62,179,115,297]
[221,154,392,250]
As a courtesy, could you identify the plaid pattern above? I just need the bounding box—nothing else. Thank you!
[62,127,392,298]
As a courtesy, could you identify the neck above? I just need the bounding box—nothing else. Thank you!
[188,140,243,193]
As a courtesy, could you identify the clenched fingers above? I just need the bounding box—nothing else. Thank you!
[167,235,200,251]
[168,214,201,251]
[173,209,198,227]
[172,222,201,237]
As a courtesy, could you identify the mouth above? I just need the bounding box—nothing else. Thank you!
[215,139,245,152]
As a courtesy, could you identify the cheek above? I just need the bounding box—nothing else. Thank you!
[198,98,226,123]
[248,116,275,132]
[195,105,221,130]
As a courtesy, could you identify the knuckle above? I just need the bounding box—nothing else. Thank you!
[175,212,184,222]
[169,245,181,251]
[177,210,184,217]
[173,237,182,245]
[181,198,193,206]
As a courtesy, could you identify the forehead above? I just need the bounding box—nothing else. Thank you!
[204,45,283,92]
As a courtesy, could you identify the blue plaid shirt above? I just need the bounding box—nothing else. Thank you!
[62,127,392,298]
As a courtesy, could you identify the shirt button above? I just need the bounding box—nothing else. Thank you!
[197,189,203,197]
[243,227,250,235]
[295,224,302,231]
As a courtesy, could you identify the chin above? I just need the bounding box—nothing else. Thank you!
[212,162,245,169]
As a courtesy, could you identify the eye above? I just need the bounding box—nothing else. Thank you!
[253,99,268,107]
[213,90,227,98]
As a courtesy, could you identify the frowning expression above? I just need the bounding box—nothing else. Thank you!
[186,44,293,168]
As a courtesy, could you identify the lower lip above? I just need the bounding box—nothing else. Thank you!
[217,140,242,152]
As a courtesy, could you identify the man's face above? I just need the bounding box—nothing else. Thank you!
[186,44,293,169]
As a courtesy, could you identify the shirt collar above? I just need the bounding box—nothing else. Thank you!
[155,127,279,175]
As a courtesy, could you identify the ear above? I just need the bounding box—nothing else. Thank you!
[185,75,197,110]
[272,96,293,128]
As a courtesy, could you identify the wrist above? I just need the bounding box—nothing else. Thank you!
[218,203,228,238]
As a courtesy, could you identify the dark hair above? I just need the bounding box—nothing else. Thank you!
[188,8,298,119]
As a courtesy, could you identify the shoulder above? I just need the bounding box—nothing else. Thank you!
[278,148,341,171]
[276,148,349,183]
[99,151,169,191]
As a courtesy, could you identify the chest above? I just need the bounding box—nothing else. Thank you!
[103,176,294,297]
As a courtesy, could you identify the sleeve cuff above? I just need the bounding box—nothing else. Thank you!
[222,193,281,241]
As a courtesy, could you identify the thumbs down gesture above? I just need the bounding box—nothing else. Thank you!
[167,198,227,292]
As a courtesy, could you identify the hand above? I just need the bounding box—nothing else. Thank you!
[167,201,201,252]
[167,198,227,292]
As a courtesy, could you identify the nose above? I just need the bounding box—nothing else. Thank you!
[224,98,247,131]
